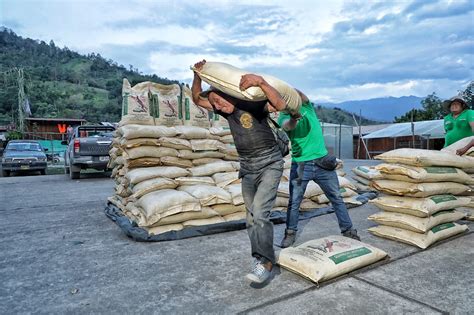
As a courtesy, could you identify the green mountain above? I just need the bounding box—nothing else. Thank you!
[0,28,177,124]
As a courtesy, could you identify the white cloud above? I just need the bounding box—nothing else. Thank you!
[311,79,470,103]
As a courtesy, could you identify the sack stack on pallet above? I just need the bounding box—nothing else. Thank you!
[108,79,249,236]
[351,166,382,191]
[441,136,474,220]
[366,148,472,249]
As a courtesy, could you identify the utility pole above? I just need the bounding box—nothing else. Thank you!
[17,68,26,133]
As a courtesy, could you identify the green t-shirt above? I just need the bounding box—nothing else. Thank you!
[444,109,474,147]
[278,101,328,162]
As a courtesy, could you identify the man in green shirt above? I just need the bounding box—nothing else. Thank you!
[443,96,474,147]
[278,90,360,248]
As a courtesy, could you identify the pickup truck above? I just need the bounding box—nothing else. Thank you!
[63,125,115,179]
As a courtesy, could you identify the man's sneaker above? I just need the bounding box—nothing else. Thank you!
[342,229,361,241]
[280,229,297,248]
[246,261,272,284]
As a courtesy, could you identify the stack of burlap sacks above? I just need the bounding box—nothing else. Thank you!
[442,136,474,219]
[366,148,473,249]
[107,79,363,237]
[351,165,381,191]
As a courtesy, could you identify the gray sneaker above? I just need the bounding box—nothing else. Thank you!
[246,261,272,284]
[342,229,361,241]
[281,229,297,248]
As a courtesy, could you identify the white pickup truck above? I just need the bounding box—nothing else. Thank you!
[62,125,115,179]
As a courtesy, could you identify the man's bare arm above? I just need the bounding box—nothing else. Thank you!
[191,60,213,111]
[239,74,287,112]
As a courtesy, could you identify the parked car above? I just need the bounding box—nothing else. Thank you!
[63,125,115,179]
[1,140,48,177]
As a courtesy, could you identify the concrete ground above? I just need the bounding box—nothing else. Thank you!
[0,160,473,314]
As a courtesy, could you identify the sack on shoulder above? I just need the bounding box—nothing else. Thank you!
[268,117,290,157]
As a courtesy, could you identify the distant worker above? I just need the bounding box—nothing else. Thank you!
[66,125,73,140]
[443,96,474,147]
[278,89,360,248]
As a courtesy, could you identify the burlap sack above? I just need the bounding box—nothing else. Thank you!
[354,182,372,191]
[351,175,371,186]
[192,61,302,115]
[120,115,155,127]
[108,195,127,211]
[121,79,153,126]
[219,135,234,144]
[300,199,320,209]
[374,148,474,169]
[115,184,131,198]
[149,82,182,126]
[160,156,194,168]
[178,185,232,206]
[212,171,240,188]
[277,182,290,198]
[125,166,190,185]
[224,211,246,222]
[190,139,226,151]
[277,236,388,283]
[144,224,183,236]
[178,150,225,160]
[226,184,244,205]
[124,157,161,169]
[441,136,474,156]
[352,166,382,180]
[129,177,178,200]
[192,158,224,166]
[157,137,192,150]
[275,196,289,208]
[375,163,474,184]
[209,126,231,137]
[175,125,210,139]
[175,176,215,186]
[211,204,246,216]
[368,210,465,233]
[189,161,239,177]
[210,112,230,129]
[123,146,179,160]
[369,195,471,217]
[218,144,238,157]
[312,187,358,204]
[182,84,210,128]
[338,176,357,190]
[120,138,161,149]
[150,207,219,226]
[118,124,177,140]
[368,223,468,249]
[131,189,201,226]
[371,180,470,197]
[182,216,225,227]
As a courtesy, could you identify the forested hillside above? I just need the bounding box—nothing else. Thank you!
[0,28,177,123]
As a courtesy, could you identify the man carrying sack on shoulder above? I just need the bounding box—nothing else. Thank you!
[191,60,296,284]
[278,90,360,248]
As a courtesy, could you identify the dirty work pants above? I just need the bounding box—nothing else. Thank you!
[241,159,283,265]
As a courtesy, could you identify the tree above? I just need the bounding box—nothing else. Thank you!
[394,93,443,123]
[461,81,473,109]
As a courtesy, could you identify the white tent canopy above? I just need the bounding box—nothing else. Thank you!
[362,119,445,140]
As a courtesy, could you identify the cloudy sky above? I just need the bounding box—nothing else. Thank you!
[1,0,473,102]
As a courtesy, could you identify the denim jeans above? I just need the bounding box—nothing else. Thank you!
[241,157,283,265]
[286,160,353,233]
